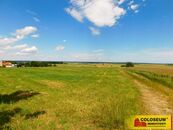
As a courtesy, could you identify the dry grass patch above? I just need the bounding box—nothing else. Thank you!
[96,64,113,68]
[40,80,65,89]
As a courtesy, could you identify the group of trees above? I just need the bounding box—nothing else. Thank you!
[17,61,49,67]
[17,61,64,67]
[9,61,135,68]
[121,62,134,67]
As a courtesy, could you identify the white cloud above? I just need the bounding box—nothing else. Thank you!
[0,37,19,46]
[65,7,83,22]
[0,26,39,58]
[135,10,139,13]
[0,26,37,46]
[1,44,39,57]
[14,26,37,39]
[33,17,40,22]
[130,4,139,11]
[114,48,173,63]
[56,45,65,51]
[0,50,4,54]
[66,0,126,27]
[31,34,39,38]
[66,0,146,35]
[89,27,100,35]
[3,44,28,50]
[67,48,173,63]
[20,46,38,54]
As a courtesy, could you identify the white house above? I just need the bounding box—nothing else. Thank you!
[0,60,15,68]
[0,61,2,67]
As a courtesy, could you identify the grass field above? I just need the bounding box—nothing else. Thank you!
[0,64,173,130]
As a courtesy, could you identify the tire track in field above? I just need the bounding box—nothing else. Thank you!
[134,80,173,114]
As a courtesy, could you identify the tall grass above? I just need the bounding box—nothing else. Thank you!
[91,95,138,130]
[131,70,173,88]
[0,65,140,129]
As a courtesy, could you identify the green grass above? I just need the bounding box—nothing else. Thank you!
[129,70,173,88]
[0,64,140,130]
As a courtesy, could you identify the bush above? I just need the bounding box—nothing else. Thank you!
[121,62,134,67]
[126,62,134,67]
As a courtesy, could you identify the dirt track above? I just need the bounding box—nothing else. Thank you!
[134,80,173,114]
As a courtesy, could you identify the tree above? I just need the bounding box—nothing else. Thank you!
[126,62,134,67]
[17,61,50,67]
[121,62,134,67]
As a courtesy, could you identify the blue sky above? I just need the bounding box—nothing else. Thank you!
[0,0,173,63]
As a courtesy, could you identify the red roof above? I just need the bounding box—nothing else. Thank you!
[2,61,12,66]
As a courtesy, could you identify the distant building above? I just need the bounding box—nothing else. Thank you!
[0,61,2,67]
[0,61,15,68]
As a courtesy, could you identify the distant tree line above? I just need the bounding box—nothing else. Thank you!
[17,61,64,67]
[167,64,173,66]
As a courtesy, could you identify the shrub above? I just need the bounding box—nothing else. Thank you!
[121,62,134,67]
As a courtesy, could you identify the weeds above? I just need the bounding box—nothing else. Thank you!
[130,70,173,88]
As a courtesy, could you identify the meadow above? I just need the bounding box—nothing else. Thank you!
[0,64,173,130]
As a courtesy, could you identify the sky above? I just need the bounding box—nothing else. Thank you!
[0,0,173,63]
